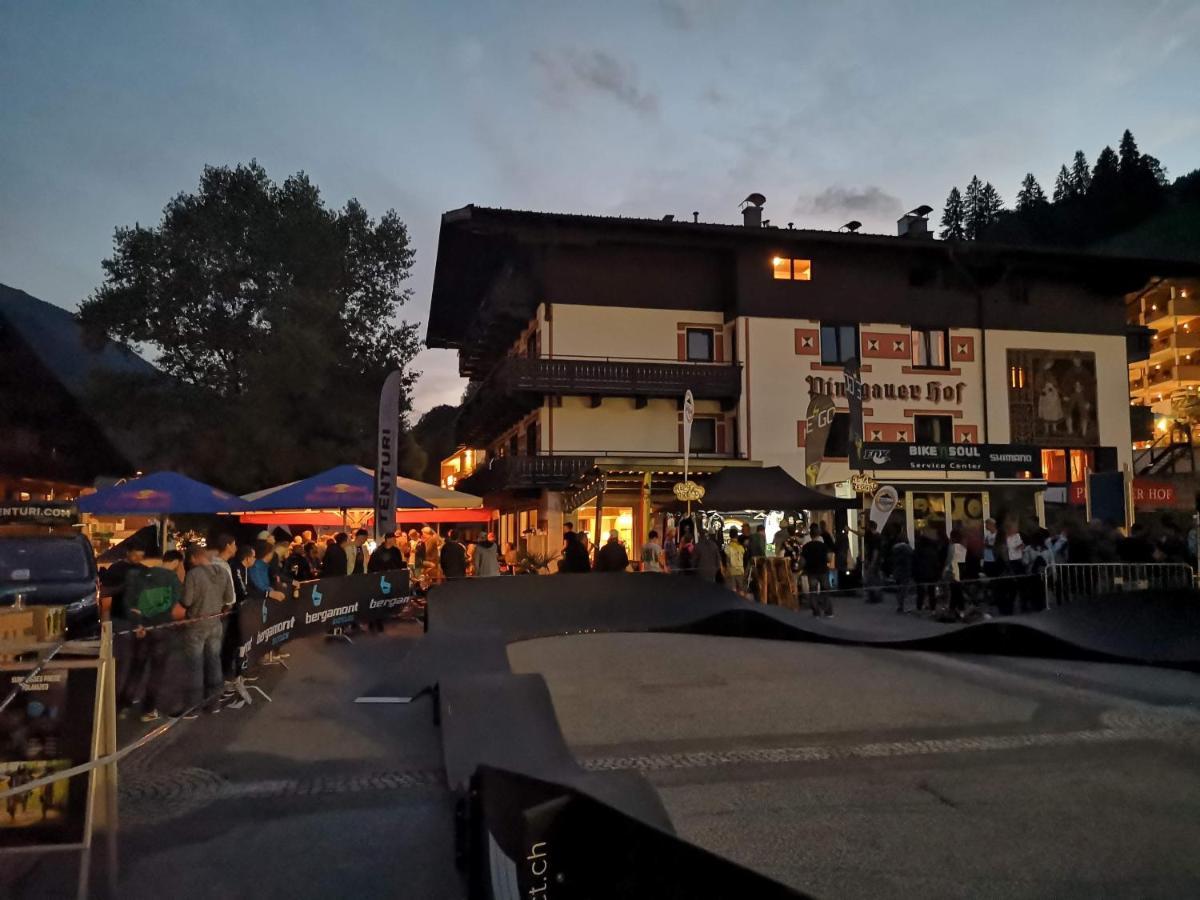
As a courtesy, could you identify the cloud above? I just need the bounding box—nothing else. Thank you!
[800,185,901,216]
[657,0,717,30]
[531,49,658,116]
[701,85,726,106]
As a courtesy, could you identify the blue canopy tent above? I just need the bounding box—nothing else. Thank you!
[78,471,245,551]
[240,465,433,528]
[79,471,244,515]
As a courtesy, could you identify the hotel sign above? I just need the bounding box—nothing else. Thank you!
[853,443,1042,478]
[806,375,966,405]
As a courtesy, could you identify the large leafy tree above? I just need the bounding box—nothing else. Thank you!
[79,161,421,492]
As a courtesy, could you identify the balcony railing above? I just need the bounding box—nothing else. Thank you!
[456,454,596,496]
[494,356,742,400]
[456,355,743,447]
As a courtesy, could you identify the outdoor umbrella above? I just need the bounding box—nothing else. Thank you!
[241,464,433,512]
[78,471,245,515]
[695,466,855,511]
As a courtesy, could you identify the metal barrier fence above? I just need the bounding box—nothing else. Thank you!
[1043,563,1195,606]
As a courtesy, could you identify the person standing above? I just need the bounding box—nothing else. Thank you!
[782,527,804,597]
[946,529,968,620]
[559,532,592,573]
[692,529,724,583]
[120,549,183,720]
[640,529,667,573]
[860,520,883,604]
[350,529,371,575]
[322,533,350,577]
[440,529,468,579]
[285,540,316,581]
[890,533,915,613]
[802,524,833,616]
[222,544,255,685]
[368,532,406,572]
[180,545,234,715]
[724,527,745,592]
[594,530,630,572]
[913,528,942,613]
[471,531,502,577]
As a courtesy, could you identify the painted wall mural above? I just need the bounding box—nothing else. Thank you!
[1007,349,1098,446]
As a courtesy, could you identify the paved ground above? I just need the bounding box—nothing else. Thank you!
[510,632,1200,899]
[2,623,462,900]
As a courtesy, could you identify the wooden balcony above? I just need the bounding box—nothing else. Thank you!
[455,454,596,496]
[456,356,742,446]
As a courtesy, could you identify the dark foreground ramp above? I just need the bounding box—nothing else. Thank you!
[408,574,1198,898]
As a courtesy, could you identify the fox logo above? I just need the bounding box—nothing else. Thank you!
[379,576,392,596]
[311,585,324,607]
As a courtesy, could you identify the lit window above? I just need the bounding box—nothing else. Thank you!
[911,329,948,369]
[686,328,715,362]
[771,257,812,281]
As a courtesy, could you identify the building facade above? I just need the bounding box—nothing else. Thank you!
[426,204,1196,552]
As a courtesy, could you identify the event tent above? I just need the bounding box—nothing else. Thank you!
[78,471,244,515]
[238,465,490,527]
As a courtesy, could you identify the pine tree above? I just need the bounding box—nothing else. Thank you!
[1118,129,1140,176]
[939,186,965,240]
[1092,145,1120,190]
[1070,150,1091,195]
[963,175,985,239]
[980,182,1004,229]
[1016,173,1047,212]
[1053,165,1072,202]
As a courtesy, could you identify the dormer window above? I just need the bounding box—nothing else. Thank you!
[772,257,812,281]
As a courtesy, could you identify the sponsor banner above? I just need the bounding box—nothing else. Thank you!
[376,370,405,540]
[0,502,79,527]
[868,486,899,531]
[853,443,1042,478]
[1069,479,1178,508]
[0,666,97,848]
[803,394,836,486]
[239,569,411,667]
[843,358,865,465]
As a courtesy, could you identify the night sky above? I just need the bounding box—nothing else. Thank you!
[3,1,1197,414]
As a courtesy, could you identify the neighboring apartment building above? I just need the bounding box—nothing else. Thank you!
[426,202,1198,551]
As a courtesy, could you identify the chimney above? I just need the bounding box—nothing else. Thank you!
[897,205,934,239]
[740,192,766,227]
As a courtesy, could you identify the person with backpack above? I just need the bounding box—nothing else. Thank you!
[121,549,185,720]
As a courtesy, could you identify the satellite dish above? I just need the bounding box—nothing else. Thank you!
[841,220,862,233]
[908,205,934,217]
[741,192,766,208]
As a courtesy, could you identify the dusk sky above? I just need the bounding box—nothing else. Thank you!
[3,1,1198,417]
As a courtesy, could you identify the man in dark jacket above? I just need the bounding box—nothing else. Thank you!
[368,532,406,572]
[440,529,468,579]
[594,530,630,572]
[912,528,944,612]
[322,533,349,577]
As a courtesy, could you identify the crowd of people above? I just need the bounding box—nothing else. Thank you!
[99,524,506,722]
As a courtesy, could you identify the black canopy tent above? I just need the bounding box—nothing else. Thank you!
[694,466,855,511]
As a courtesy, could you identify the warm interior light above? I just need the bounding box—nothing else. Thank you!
[1151,304,1157,310]
[772,257,783,266]
[1157,419,1169,432]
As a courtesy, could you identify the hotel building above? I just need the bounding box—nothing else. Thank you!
[426,202,1197,550]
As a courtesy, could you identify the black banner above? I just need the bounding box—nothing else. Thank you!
[238,569,411,668]
[843,357,865,466]
[0,501,79,527]
[853,443,1042,478]
[0,666,97,848]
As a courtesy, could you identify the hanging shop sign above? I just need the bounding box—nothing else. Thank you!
[672,481,705,503]
[853,443,1042,478]
[803,394,836,486]
[849,473,879,494]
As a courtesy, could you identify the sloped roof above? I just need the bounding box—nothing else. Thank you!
[0,282,157,400]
